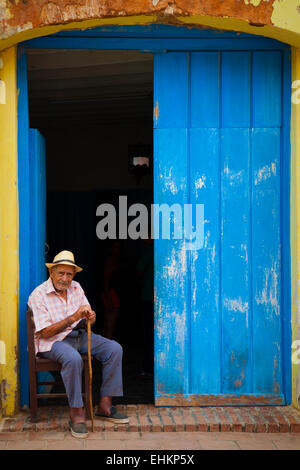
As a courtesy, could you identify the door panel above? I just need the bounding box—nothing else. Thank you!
[154,127,189,395]
[251,128,282,394]
[29,128,47,401]
[190,52,220,128]
[29,129,47,289]
[252,51,282,127]
[221,128,251,394]
[154,53,188,128]
[154,50,285,405]
[221,52,251,127]
[189,128,221,394]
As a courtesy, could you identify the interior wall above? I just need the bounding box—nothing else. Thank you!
[41,115,153,343]
[43,118,155,402]
[45,120,153,192]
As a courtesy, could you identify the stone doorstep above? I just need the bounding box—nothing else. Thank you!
[1,405,300,434]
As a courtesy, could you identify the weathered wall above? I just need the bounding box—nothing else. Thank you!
[291,48,300,411]
[0,0,300,50]
[0,46,18,417]
[0,0,275,31]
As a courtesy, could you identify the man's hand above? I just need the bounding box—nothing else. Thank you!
[72,305,92,323]
[36,306,90,340]
[86,310,96,326]
[36,305,96,340]
[72,306,96,325]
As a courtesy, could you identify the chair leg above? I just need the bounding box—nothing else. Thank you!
[84,361,91,420]
[29,372,39,422]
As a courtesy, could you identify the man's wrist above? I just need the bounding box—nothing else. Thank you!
[67,315,73,327]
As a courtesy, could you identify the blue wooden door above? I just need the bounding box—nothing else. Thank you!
[29,129,48,397]
[29,128,47,289]
[154,51,286,405]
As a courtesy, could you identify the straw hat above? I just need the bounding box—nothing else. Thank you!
[45,250,83,273]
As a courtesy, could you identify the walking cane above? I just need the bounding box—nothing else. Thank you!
[87,318,94,432]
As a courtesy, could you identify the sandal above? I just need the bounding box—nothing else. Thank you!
[95,406,129,424]
[69,420,89,439]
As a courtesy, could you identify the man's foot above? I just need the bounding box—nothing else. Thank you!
[69,407,86,424]
[69,420,89,439]
[95,406,129,424]
[69,408,88,438]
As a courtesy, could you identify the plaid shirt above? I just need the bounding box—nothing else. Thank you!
[28,277,90,354]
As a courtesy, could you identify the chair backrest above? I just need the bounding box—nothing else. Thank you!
[26,307,37,366]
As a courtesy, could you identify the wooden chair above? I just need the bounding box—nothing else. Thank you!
[26,307,91,422]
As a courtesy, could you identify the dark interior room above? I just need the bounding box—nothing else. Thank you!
[27,49,154,405]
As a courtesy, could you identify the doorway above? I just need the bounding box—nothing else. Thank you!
[18,25,292,408]
[27,49,155,405]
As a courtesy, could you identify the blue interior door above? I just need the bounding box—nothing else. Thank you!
[29,128,47,288]
[29,129,48,399]
[154,50,287,405]
[18,124,46,407]
[18,47,48,406]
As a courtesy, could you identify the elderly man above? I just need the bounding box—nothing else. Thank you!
[28,250,128,438]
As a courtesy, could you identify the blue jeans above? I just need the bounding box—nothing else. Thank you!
[39,329,123,408]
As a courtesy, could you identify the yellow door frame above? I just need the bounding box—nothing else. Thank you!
[0,46,18,417]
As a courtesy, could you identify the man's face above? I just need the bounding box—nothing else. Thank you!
[50,264,75,292]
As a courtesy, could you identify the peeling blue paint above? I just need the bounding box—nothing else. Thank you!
[154,46,290,405]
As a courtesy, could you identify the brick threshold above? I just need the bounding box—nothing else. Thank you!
[2,404,300,433]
